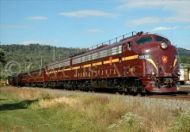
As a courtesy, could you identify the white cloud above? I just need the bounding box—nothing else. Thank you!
[119,0,190,23]
[152,26,177,31]
[166,17,190,23]
[127,17,160,26]
[119,0,163,8]
[59,10,115,18]
[119,0,190,11]
[26,16,48,20]
[87,28,103,33]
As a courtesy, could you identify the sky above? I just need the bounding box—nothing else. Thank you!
[0,0,190,49]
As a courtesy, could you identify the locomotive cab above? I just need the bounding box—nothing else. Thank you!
[133,33,179,93]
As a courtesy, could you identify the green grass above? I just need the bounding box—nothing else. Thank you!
[0,106,100,132]
[0,86,190,132]
[169,111,190,132]
[0,94,101,132]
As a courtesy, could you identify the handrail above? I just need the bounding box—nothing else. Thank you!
[88,31,136,50]
[70,31,137,58]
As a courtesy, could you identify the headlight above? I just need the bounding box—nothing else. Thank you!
[178,71,181,75]
[160,42,168,49]
[151,71,155,75]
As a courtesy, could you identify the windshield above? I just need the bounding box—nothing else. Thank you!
[136,36,153,45]
[155,36,170,44]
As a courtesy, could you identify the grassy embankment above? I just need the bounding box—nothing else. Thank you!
[0,86,190,132]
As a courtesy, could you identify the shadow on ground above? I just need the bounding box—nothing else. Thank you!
[0,100,38,111]
[0,99,7,101]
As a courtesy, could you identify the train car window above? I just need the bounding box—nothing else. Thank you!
[107,49,112,56]
[82,56,85,62]
[89,54,92,61]
[73,57,81,64]
[112,47,118,55]
[59,60,70,67]
[97,52,100,58]
[136,36,152,45]
[155,36,170,44]
[127,42,132,50]
[92,53,98,60]
[111,45,122,55]
[48,58,71,70]
[85,55,88,61]
[100,50,107,58]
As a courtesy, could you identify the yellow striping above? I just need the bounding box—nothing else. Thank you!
[64,68,71,71]
[112,58,119,63]
[48,71,55,74]
[103,58,119,64]
[47,55,140,72]
[122,55,139,61]
[103,60,110,64]
[173,58,177,67]
[146,59,158,72]
[72,66,80,70]
[92,62,102,66]
[83,64,91,68]
[58,69,64,72]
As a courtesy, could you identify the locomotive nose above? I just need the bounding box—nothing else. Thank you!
[140,42,178,78]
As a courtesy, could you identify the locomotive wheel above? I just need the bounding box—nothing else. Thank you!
[130,84,138,96]
[140,88,146,96]
[123,88,129,95]
[132,90,138,96]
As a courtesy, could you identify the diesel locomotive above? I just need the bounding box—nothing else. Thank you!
[8,32,179,94]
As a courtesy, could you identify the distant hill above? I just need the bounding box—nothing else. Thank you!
[0,44,85,65]
[177,48,190,64]
[0,44,85,79]
[177,48,190,56]
[0,44,190,79]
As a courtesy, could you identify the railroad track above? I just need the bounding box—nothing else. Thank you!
[46,87,190,101]
[9,85,190,101]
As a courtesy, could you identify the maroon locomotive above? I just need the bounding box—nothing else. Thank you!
[9,32,179,94]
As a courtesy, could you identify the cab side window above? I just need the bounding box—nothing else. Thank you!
[127,42,132,50]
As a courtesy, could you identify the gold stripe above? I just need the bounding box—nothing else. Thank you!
[112,58,119,63]
[48,55,139,72]
[58,69,64,72]
[83,64,91,68]
[122,55,139,61]
[64,68,71,71]
[104,58,120,64]
[173,58,177,67]
[72,66,80,70]
[103,60,110,64]
[92,62,102,66]
[146,59,158,72]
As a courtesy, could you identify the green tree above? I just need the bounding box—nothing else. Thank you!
[0,48,6,65]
